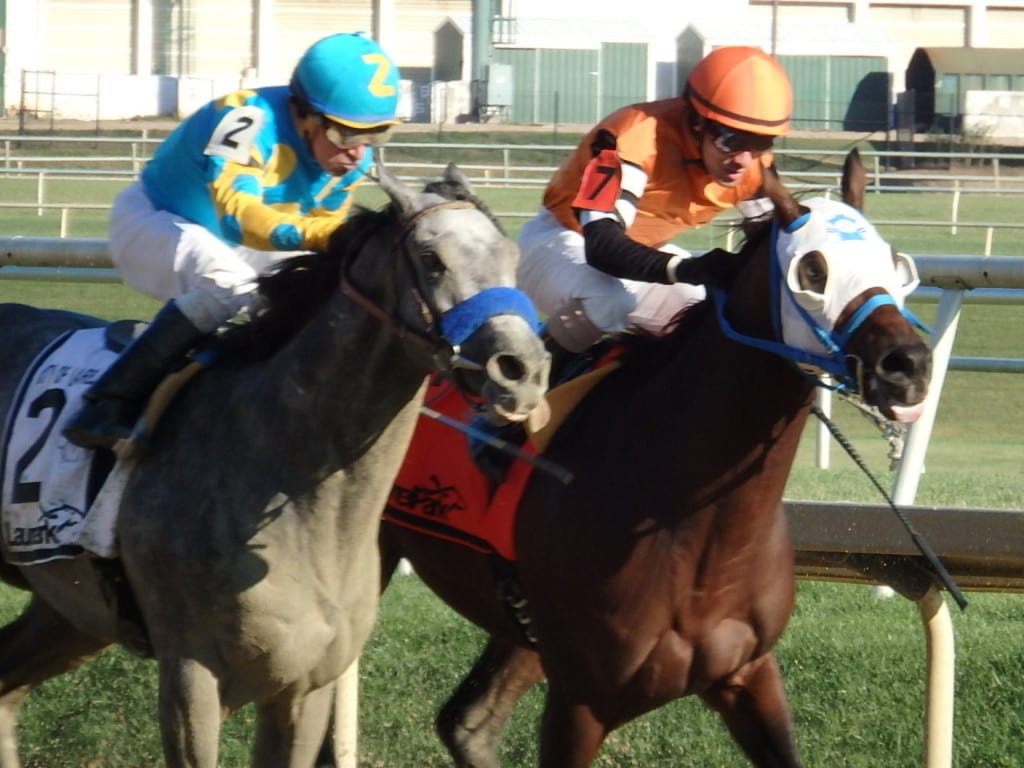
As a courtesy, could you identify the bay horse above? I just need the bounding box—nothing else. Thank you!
[0,166,548,767]
[350,150,933,767]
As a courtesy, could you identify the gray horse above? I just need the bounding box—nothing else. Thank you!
[0,166,549,767]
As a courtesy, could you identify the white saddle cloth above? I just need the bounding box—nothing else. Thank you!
[1,328,133,564]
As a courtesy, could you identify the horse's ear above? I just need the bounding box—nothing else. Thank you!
[422,162,475,201]
[376,164,419,219]
[762,163,804,228]
[442,162,475,196]
[841,148,866,212]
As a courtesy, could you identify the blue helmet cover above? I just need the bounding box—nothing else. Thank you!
[292,32,400,128]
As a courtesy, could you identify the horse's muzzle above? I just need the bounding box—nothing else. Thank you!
[867,341,932,423]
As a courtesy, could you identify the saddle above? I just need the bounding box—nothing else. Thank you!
[388,347,622,647]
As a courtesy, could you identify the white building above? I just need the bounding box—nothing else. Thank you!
[4,0,1023,122]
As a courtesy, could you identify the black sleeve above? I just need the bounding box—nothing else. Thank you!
[582,218,674,283]
[582,218,713,285]
[583,219,744,287]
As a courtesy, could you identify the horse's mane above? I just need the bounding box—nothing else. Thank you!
[210,204,397,362]
[208,173,501,364]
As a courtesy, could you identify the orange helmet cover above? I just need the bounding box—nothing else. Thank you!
[686,46,793,135]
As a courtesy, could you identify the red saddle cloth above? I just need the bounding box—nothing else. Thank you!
[386,345,624,562]
[385,380,536,561]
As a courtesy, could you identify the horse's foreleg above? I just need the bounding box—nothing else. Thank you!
[700,651,804,768]
[313,533,401,768]
[157,657,222,768]
[377,527,405,592]
[537,682,608,768]
[0,688,24,768]
[253,683,335,768]
[438,637,544,768]
[0,596,110,768]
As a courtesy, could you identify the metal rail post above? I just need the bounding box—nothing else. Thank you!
[893,287,964,768]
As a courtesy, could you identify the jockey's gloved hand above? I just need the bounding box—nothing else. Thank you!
[673,247,746,288]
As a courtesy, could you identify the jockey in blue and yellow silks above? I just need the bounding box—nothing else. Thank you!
[64,32,401,451]
[141,85,371,254]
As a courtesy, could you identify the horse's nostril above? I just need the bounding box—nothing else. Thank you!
[489,353,528,384]
[880,350,910,378]
[879,344,932,382]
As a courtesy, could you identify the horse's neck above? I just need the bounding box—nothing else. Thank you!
[236,290,429,470]
[690,281,816,500]
[618,286,816,511]
[676,324,812,429]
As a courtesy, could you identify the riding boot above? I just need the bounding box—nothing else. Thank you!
[63,300,204,450]
[543,299,607,385]
[543,329,611,387]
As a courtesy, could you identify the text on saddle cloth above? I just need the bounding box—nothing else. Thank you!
[1,328,135,564]
[385,357,621,560]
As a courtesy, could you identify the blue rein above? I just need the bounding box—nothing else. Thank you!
[711,220,927,392]
[712,287,857,387]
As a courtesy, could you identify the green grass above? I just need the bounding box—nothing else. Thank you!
[0,280,160,319]
[354,579,1024,768]
[3,187,1021,255]
[1,578,1021,767]
[788,298,1024,511]
[354,184,1024,256]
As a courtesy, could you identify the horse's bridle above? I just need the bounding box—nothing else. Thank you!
[339,199,538,374]
[710,219,928,393]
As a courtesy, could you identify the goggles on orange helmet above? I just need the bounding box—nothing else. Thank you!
[705,120,775,156]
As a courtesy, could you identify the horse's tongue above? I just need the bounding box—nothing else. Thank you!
[891,402,926,424]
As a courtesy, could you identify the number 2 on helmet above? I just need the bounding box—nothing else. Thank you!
[363,53,396,98]
[572,149,622,212]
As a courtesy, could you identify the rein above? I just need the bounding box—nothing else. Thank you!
[340,199,538,373]
[811,403,969,610]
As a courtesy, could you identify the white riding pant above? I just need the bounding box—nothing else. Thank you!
[109,181,302,333]
[516,208,706,339]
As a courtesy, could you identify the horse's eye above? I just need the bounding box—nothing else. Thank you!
[420,250,446,280]
[795,251,828,293]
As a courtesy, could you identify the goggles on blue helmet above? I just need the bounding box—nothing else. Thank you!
[320,115,394,149]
